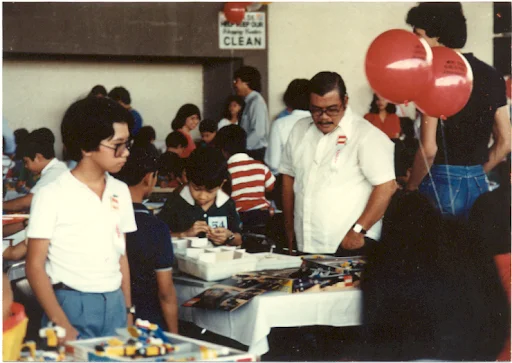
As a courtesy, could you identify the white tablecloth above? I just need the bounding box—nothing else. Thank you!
[175,279,362,356]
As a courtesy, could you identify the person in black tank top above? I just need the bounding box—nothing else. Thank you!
[404,2,511,220]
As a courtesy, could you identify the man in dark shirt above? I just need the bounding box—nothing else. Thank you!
[114,147,178,333]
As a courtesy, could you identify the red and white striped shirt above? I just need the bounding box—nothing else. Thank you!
[227,153,275,212]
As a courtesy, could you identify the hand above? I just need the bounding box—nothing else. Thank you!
[340,230,365,250]
[127,313,134,327]
[184,221,211,237]
[60,323,79,343]
[207,227,231,245]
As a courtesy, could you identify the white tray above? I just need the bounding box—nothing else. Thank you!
[251,252,303,271]
[176,254,258,282]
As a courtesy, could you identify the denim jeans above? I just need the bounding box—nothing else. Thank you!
[42,288,126,339]
[419,164,489,220]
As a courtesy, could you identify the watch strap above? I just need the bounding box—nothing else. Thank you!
[352,223,367,235]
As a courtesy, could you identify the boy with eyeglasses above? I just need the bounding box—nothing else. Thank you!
[26,97,137,342]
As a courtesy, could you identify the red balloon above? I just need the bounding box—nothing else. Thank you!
[506,77,511,100]
[223,2,247,25]
[365,29,433,104]
[414,47,473,120]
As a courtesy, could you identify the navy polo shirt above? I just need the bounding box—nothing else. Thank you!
[126,203,174,330]
[158,186,242,237]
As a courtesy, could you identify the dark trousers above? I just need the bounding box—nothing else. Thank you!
[247,148,266,163]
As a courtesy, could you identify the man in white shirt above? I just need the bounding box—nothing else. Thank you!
[280,71,397,256]
[265,78,311,176]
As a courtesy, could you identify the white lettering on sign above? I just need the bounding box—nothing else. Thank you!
[219,12,266,50]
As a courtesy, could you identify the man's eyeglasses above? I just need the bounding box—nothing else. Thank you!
[100,140,132,157]
[310,105,343,118]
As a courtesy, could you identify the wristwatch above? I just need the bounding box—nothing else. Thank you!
[352,223,367,235]
[225,233,236,245]
[126,305,136,315]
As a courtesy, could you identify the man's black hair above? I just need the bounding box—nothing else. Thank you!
[283,79,311,111]
[171,104,201,131]
[113,146,158,186]
[222,95,245,120]
[108,86,131,105]
[61,97,134,161]
[165,131,188,148]
[186,147,228,190]
[89,85,107,98]
[309,71,348,106]
[199,119,218,134]
[15,129,56,161]
[369,94,397,114]
[406,2,467,49]
[214,125,247,156]
[234,66,262,92]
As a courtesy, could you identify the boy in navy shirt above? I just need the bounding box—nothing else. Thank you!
[159,148,242,246]
[114,147,178,333]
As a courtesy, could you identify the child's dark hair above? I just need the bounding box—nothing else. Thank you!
[165,131,188,148]
[61,97,134,161]
[13,128,29,146]
[186,148,228,190]
[113,147,158,186]
[108,86,131,105]
[406,2,467,49]
[89,85,107,98]
[369,94,397,114]
[158,151,186,179]
[222,95,245,120]
[199,119,218,134]
[133,126,156,148]
[214,125,247,156]
[15,128,56,160]
[171,104,201,131]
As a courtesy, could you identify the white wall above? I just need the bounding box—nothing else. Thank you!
[268,2,494,119]
[2,60,203,158]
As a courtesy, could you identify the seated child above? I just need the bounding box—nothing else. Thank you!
[197,119,217,148]
[214,125,275,230]
[158,148,242,246]
[165,131,188,157]
[157,151,187,191]
[25,97,137,341]
[113,147,178,333]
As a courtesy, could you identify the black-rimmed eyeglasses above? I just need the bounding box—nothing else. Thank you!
[100,140,132,157]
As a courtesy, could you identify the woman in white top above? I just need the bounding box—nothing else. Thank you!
[218,95,245,130]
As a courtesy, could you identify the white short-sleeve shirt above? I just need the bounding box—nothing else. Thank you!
[30,158,69,195]
[279,106,395,253]
[27,171,137,292]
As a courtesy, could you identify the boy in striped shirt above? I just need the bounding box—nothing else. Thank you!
[214,125,275,230]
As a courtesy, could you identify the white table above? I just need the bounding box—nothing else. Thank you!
[174,276,362,356]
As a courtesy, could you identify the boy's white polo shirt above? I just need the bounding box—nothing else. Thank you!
[30,158,68,195]
[27,171,137,293]
[279,106,395,254]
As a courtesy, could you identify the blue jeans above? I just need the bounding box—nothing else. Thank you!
[419,165,489,220]
[42,288,126,339]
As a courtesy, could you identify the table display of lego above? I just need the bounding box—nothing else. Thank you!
[65,319,258,362]
[182,255,367,311]
[18,323,67,361]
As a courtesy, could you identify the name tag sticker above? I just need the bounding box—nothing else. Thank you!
[208,216,228,229]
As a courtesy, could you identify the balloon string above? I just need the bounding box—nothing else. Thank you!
[438,120,456,216]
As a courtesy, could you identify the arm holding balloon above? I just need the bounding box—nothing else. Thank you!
[405,114,438,191]
[483,105,511,173]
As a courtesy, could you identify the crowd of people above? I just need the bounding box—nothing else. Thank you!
[2,2,511,361]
